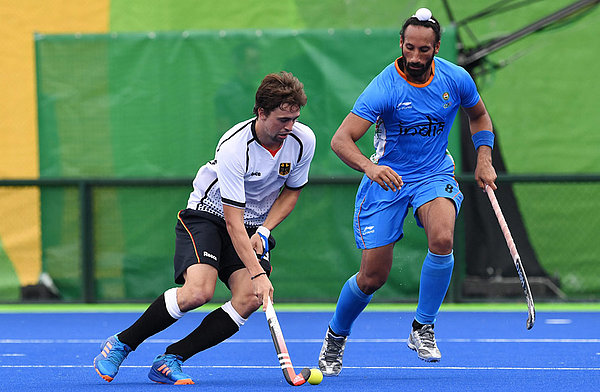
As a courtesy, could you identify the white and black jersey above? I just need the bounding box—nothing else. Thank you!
[187,118,316,227]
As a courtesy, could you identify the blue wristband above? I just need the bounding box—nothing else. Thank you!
[256,226,270,259]
[472,130,494,150]
[257,232,269,258]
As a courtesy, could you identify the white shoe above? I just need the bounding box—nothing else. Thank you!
[318,327,348,376]
[407,324,441,362]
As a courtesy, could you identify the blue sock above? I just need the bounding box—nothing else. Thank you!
[415,250,454,325]
[329,273,373,336]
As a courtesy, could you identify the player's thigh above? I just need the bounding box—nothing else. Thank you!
[417,197,456,237]
[178,263,219,310]
[354,177,411,249]
[218,230,273,288]
[357,243,395,294]
[412,175,462,229]
[174,209,224,284]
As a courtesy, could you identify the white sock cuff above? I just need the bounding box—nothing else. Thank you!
[164,288,185,320]
[221,301,247,327]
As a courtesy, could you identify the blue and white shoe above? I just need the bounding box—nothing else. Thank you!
[148,354,194,385]
[93,335,132,382]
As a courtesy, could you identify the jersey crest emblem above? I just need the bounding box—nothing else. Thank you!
[443,92,449,100]
[279,162,291,175]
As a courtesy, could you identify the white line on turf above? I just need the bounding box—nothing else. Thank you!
[545,319,572,324]
[1,338,599,344]
[0,365,599,371]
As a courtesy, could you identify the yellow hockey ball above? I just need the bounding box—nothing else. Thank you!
[307,368,323,385]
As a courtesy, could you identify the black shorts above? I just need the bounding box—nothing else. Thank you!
[173,209,274,287]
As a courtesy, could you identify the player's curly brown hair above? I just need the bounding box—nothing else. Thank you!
[253,71,307,116]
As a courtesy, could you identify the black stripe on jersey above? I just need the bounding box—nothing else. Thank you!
[216,119,254,153]
[246,139,253,173]
[289,132,304,163]
[199,178,219,207]
[245,119,260,172]
[222,197,245,208]
[250,119,259,141]
[285,183,307,191]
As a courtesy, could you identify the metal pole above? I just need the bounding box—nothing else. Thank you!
[79,181,95,303]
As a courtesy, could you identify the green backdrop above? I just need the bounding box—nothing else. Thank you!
[30,0,600,301]
[36,28,459,301]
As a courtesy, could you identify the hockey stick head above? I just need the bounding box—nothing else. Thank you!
[292,368,311,386]
[515,256,536,330]
[526,305,536,330]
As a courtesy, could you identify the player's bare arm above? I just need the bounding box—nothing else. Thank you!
[223,204,274,309]
[250,187,302,255]
[331,113,403,191]
[464,99,497,190]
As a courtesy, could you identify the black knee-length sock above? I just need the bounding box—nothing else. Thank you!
[117,294,177,350]
[165,307,239,361]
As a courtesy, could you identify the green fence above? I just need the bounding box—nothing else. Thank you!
[3,174,599,302]
[25,27,600,303]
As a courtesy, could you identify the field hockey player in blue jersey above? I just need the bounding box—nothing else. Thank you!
[318,8,498,376]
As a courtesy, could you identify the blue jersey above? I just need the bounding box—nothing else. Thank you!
[352,57,480,182]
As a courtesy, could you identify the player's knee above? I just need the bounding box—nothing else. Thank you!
[178,289,213,311]
[357,274,387,295]
[231,293,262,317]
[428,235,453,255]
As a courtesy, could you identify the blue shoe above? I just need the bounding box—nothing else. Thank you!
[148,354,194,385]
[93,335,132,382]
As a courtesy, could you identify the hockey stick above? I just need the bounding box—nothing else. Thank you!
[485,185,536,329]
[264,297,311,386]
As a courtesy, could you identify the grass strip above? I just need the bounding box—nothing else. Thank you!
[0,302,599,313]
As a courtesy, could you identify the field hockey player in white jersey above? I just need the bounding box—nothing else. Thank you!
[94,71,316,385]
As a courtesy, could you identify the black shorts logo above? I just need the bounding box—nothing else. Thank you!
[279,163,291,175]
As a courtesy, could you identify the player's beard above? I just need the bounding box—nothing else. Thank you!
[401,54,435,80]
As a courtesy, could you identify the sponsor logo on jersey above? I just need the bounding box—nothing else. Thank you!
[279,163,291,175]
[203,251,217,261]
[250,171,261,176]
[399,116,445,137]
[396,101,413,110]
[362,225,375,235]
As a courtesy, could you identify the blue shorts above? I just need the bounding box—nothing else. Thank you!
[353,174,463,249]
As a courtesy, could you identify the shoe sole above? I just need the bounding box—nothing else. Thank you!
[93,358,114,382]
[149,379,194,385]
[94,366,114,382]
[318,364,342,377]
[148,369,194,385]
